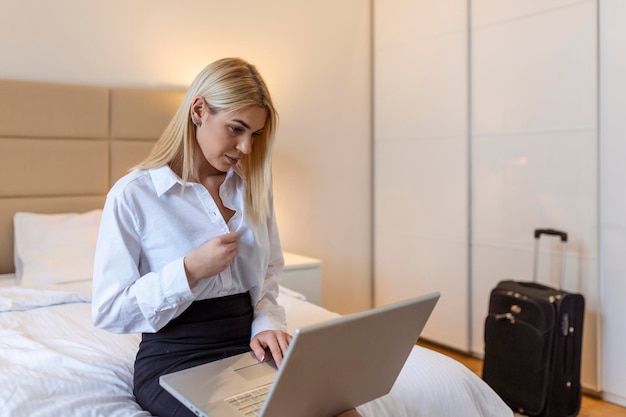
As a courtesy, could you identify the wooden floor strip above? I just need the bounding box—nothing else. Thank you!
[417,340,626,417]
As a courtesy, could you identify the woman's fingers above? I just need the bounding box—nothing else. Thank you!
[250,330,292,368]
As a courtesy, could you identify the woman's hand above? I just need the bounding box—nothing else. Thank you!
[250,330,292,368]
[183,232,239,285]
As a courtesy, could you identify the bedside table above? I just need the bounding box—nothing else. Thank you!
[282,252,323,305]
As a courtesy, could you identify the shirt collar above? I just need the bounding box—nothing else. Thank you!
[149,165,181,197]
[149,165,239,197]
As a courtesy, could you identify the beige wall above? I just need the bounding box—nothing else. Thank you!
[0,0,372,314]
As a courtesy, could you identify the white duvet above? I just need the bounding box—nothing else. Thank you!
[0,284,512,417]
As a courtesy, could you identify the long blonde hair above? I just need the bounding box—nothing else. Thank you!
[135,58,278,224]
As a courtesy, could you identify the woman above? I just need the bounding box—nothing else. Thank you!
[92,58,361,417]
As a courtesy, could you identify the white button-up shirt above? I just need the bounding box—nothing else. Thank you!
[92,165,286,339]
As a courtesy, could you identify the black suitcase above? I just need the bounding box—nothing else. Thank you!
[482,229,585,417]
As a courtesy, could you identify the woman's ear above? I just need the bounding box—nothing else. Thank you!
[190,97,205,127]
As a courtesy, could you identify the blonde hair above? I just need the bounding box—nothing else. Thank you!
[135,57,278,224]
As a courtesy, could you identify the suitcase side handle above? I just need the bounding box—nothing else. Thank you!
[534,228,568,242]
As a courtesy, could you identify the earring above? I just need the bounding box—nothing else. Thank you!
[191,115,202,127]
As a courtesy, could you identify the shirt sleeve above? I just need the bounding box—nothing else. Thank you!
[250,193,288,339]
[91,188,194,334]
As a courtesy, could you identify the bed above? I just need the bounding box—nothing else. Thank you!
[0,79,513,417]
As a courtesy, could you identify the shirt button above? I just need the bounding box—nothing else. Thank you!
[178,297,186,303]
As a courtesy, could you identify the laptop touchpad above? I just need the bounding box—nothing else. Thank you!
[230,353,277,381]
[234,361,276,380]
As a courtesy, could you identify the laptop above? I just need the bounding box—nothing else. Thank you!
[160,291,440,417]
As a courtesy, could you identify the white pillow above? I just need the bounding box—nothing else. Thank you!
[13,209,103,286]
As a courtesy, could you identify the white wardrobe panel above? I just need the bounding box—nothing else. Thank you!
[472,0,590,28]
[375,230,468,351]
[375,138,467,238]
[375,0,466,50]
[472,1,596,136]
[470,0,599,391]
[472,131,597,249]
[374,0,469,351]
[375,33,467,141]
[600,0,626,405]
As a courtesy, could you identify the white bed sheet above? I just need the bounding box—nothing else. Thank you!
[0,284,512,417]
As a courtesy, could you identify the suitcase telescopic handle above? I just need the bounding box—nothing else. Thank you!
[534,228,568,242]
[533,228,568,289]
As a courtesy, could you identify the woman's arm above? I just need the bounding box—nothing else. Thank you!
[248,191,292,365]
[92,184,195,333]
[249,190,288,338]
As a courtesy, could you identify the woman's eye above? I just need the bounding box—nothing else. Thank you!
[229,126,243,134]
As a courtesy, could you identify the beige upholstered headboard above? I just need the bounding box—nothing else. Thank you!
[0,79,186,274]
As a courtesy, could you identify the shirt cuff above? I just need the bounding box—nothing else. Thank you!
[250,308,287,340]
[160,257,194,307]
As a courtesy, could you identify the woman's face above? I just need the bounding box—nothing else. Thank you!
[192,98,268,176]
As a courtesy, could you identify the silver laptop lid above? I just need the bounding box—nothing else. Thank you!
[259,291,440,417]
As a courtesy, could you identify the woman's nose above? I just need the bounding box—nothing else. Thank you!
[236,135,253,154]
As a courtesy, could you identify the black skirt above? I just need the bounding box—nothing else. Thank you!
[133,292,253,417]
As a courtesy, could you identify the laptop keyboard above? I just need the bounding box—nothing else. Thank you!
[225,383,272,416]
